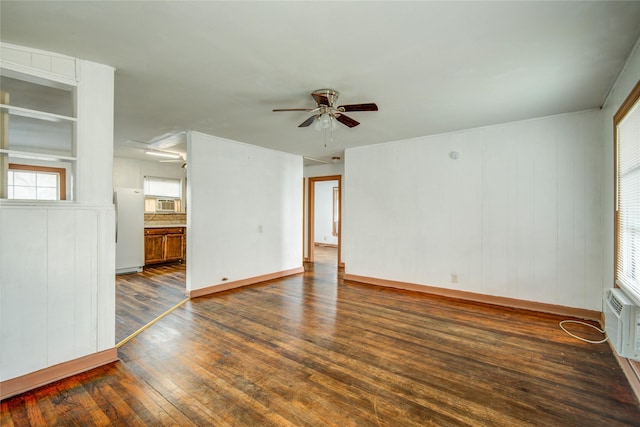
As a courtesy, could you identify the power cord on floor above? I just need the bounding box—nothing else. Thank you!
[559,320,608,344]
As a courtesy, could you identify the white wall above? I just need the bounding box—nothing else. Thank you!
[0,207,114,378]
[304,163,344,178]
[76,60,116,206]
[186,132,302,292]
[113,157,186,189]
[345,109,603,310]
[314,180,338,245]
[0,45,115,381]
[600,39,640,298]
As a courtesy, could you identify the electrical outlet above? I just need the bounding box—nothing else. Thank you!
[451,274,458,283]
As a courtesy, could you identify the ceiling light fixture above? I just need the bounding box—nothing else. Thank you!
[313,112,338,131]
[145,149,181,159]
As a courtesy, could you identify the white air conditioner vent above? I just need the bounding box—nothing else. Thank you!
[604,288,640,361]
[610,293,624,315]
[156,199,176,212]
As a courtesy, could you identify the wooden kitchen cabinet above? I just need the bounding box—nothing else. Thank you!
[164,233,184,262]
[144,234,165,264]
[144,227,185,265]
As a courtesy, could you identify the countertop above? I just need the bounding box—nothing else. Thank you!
[144,223,186,228]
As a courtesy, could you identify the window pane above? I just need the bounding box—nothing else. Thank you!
[13,186,36,199]
[7,167,62,201]
[37,187,57,200]
[144,177,181,198]
[13,171,36,186]
[37,172,57,187]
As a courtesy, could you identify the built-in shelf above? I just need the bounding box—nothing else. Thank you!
[0,148,76,162]
[0,103,77,123]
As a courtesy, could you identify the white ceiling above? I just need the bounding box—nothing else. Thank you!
[2,1,640,164]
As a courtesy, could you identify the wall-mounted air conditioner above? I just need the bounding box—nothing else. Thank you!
[603,288,640,361]
[156,199,176,212]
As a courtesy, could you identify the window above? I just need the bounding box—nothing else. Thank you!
[143,176,182,213]
[615,80,640,301]
[144,176,181,198]
[7,164,66,200]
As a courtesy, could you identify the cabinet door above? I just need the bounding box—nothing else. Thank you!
[144,234,165,264]
[164,234,184,262]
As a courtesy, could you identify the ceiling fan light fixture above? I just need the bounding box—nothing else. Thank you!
[313,116,323,131]
[314,113,337,131]
[145,149,182,159]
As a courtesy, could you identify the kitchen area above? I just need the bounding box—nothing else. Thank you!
[113,148,188,344]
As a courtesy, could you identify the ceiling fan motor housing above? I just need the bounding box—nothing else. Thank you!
[312,89,340,107]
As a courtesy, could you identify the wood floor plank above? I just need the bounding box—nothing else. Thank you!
[114,373,198,427]
[124,356,237,426]
[116,263,187,343]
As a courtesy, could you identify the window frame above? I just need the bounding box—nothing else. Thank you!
[8,163,67,200]
[614,79,640,302]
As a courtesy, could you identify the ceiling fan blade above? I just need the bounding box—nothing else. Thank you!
[148,130,186,149]
[338,103,378,112]
[298,115,319,127]
[336,114,360,128]
[273,108,314,112]
[303,156,330,164]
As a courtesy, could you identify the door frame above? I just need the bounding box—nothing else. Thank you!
[306,175,342,267]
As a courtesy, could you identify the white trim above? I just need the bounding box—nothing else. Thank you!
[0,60,78,87]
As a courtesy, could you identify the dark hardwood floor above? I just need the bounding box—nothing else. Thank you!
[312,244,338,266]
[2,250,639,426]
[116,263,187,344]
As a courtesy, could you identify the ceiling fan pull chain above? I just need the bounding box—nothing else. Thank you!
[330,118,335,142]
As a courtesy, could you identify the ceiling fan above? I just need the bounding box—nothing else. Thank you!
[273,89,378,129]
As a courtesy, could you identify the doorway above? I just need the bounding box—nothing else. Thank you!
[113,159,189,346]
[307,175,342,268]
